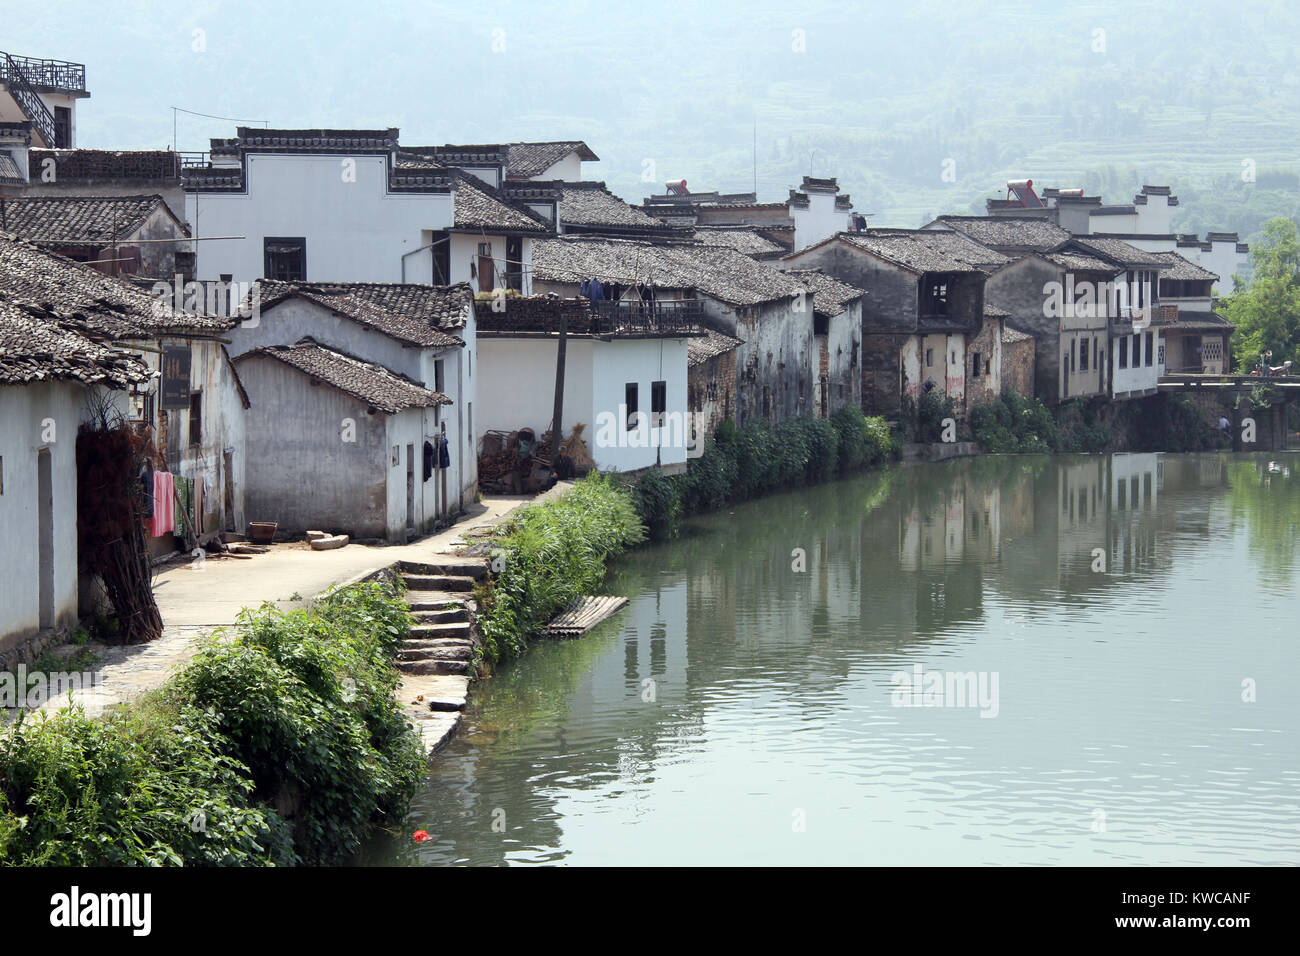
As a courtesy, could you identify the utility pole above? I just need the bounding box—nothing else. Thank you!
[549,308,567,464]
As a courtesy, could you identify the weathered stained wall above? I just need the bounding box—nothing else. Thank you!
[1002,336,1036,398]
[862,332,904,416]
[235,352,390,538]
[964,313,1004,411]
[689,350,737,436]
[824,302,862,415]
[705,296,813,426]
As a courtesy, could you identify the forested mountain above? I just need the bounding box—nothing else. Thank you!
[16,0,1300,242]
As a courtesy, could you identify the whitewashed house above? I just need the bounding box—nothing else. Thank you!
[227,280,476,521]
[0,237,247,553]
[474,295,696,475]
[233,340,450,542]
[530,235,815,430]
[0,302,148,661]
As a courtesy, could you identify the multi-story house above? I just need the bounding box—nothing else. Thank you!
[0,50,87,149]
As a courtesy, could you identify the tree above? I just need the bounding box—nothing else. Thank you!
[1221,216,1300,371]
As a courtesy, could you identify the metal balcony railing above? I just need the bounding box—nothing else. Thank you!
[591,299,704,336]
[0,54,86,92]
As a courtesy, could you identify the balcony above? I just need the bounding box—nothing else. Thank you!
[591,299,704,337]
[476,296,704,338]
[0,54,87,93]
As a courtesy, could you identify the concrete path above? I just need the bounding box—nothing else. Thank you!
[33,493,551,716]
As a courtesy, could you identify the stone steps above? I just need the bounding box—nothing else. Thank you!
[410,621,471,640]
[399,560,490,581]
[399,645,472,663]
[411,606,469,624]
[398,658,470,676]
[403,573,477,592]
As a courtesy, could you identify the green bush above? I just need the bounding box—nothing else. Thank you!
[477,473,646,663]
[0,580,419,867]
[916,389,958,442]
[971,390,1058,453]
[627,410,896,539]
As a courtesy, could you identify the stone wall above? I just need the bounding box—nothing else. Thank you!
[1002,337,1036,398]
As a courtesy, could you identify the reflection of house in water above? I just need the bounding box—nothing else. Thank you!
[899,469,1002,570]
[1106,453,1162,576]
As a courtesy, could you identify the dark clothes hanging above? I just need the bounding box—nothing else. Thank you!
[554,453,575,480]
[140,462,154,517]
[439,434,451,470]
[423,440,435,481]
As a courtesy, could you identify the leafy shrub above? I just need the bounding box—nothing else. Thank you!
[971,390,1058,453]
[477,473,646,663]
[631,468,682,540]
[916,389,957,443]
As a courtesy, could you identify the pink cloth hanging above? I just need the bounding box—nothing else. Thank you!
[151,471,175,538]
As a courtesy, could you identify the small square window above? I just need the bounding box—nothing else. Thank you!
[264,238,306,280]
[651,380,666,427]
[625,383,639,429]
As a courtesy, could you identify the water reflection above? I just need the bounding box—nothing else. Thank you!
[368,452,1300,866]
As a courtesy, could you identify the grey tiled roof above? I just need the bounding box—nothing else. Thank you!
[0,151,22,184]
[833,230,1008,274]
[532,236,806,307]
[1042,250,1122,273]
[984,303,1010,318]
[785,268,866,317]
[931,215,1070,252]
[0,195,184,244]
[506,141,598,179]
[555,181,669,229]
[694,226,784,257]
[1002,325,1034,344]
[451,170,552,234]
[0,234,232,338]
[255,281,471,347]
[236,339,449,413]
[1068,237,1170,268]
[687,326,743,367]
[1150,251,1218,282]
[0,301,152,387]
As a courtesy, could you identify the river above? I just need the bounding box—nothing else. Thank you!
[369,452,1299,866]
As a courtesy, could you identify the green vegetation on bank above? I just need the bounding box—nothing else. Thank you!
[969,390,1231,454]
[1222,217,1300,373]
[0,581,423,866]
[475,474,646,665]
[630,407,897,540]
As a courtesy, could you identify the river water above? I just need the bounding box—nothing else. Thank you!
[371,453,1299,866]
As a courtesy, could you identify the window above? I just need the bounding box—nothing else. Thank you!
[625,383,639,429]
[922,278,948,315]
[1080,339,1089,371]
[430,231,451,285]
[477,242,494,293]
[925,348,933,367]
[506,236,523,291]
[188,391,202,446]
[1093,337,1099,370]
[1132,334,1142,367]
[434,359,445,394]
[971,352,982,377]
[264,238,306,280]
[1119,338,1129,369]
[651,380,667,427]
[1145,332,1154,367]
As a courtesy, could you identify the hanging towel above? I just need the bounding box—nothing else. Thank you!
[194,477,205,536]
[151,471,175,537]
[174,476,194,541]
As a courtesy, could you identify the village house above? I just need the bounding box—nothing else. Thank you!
[226,280,476,523]
[0,50,88,149]
[1148,252,1234,374]
[233,340,450,542]
[0,194,190,277]
[1000,324,1036,398]
[980,247,1118,406]
[1058,236,1170,401]
[784,269,865,416]
[0,236,246,556]
[782,229,1006,418]
[529,234,815,429]
[0,301,148,660]
[642,174,855,254]
[986,178,1250,288]
[183,127,554,293]
[474,293,698,474]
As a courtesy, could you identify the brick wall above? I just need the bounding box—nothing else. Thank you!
[1003,337,1035,398]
